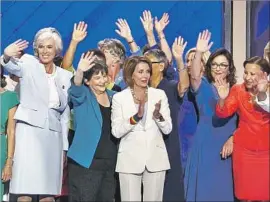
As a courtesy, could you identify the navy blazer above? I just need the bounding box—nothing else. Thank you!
[67,81,115,168]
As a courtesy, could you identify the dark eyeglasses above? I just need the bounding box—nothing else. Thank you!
[211,63,229,69]
[151,61,163,64]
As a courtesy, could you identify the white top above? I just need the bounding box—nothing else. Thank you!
[255,92,270,113]
[47,69,60,108]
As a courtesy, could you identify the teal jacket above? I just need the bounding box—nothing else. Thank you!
[67,81,115,168]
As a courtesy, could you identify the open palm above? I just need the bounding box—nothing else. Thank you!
[172,36,187,60]
[140,10,154,34]
[215,76,230,99]
[78,51,96,72]
[115,18,132,40]
[196,29,213,53]
[4,39,29,58]
[256,72,269,93]
[154,13,169,33]
[72,21,87,42]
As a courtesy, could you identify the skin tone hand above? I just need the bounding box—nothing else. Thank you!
[220,136,233,159]
[255,72,268,93]
[1,161,12,182]
[140,10,154,35]
[153,100,162,119]
[137,98,146,118]
[74,51,96,86]
[115,18,134,42]
[4,39,29,62]
[172,36,187,61]
[72,21,88,43]
[215,75,230,100]
[196,30,213,53]
[154,13,169,34]
[77,51,96,72]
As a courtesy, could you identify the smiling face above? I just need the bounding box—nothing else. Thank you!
[210,55,230,80]
[37,38,57,65]
[132,62,151,88]
[85,71,108,94]
[243,63,263,90]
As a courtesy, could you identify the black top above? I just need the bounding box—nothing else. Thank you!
[89,104,118,171]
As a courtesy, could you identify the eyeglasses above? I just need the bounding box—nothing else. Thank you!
[151,61,163,64]
[211,63,229,69]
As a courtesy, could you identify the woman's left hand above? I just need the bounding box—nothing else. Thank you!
[255,72,269,93]
[1,164,12,182]
[153,100,162,119]
[220,136,233,159]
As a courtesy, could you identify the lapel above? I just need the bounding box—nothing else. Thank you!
[54,69,67,112]
[145,87,153,128]
[34,60,49,106]
[88,88,102,127]
[126,87,138,115]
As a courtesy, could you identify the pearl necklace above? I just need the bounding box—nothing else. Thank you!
[130,88,148,101]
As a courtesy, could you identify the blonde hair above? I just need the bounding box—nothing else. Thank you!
[264,41,270,63]
[33,27,63,57]
[185,47,211,66]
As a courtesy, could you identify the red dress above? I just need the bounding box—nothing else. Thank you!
[216,84,270,201]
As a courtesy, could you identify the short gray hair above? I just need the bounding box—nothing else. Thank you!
[33,27,63,57]
[97,38,126,64]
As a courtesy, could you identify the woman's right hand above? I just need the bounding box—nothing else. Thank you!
[215,76,230,100]
[1,164,12,182]
[140,10,154,35]
[77,51,96,72]
[4,39,29,60]
[196,29,213,53]
[137,99,146,118]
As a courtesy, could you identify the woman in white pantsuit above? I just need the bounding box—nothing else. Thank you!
[1,28,72,202]
[111,56,172,201]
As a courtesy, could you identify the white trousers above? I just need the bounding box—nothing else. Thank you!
[119,169,166,202]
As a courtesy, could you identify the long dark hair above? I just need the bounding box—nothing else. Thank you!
[205,48,236,87]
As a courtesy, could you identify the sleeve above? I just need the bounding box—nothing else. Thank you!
[60,105,70,151]
[8,92,20,109]
[255,93,270,113]
[1,56,24,77]
[68,78,87,107]
[216,85,239,118]
[190,76,209,96]
[111,94,136,138]
[154,90,173,135]
[65,65,76,75]
[130,47,143,56]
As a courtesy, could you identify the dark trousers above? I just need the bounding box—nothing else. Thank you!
[68,161,115,202]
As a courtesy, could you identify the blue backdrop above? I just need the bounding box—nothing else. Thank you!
[1,1,224,66]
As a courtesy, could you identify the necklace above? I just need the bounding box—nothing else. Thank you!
[130,88,148,101]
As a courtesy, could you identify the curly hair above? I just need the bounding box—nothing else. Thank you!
[205,48,236,87]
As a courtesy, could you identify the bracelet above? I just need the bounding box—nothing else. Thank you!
[178,66,187,72]
[158,35,165,40]
[130,113,142,125]
[128,39,134,44]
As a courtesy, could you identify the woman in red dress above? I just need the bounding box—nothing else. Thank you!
[215,56,270,201]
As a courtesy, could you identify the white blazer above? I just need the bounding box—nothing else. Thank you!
[1,54,72,150]
[111,87,172,173]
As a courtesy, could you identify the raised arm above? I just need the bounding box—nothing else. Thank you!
[216,78,239,118]
[69,52,95,106]
[62,21,87,70]
[172,36,189,97]
[191,30,213,92]
[1,39,29,77]
[140,10,157,48]
[115,18,139,53]
[154,13,172,63]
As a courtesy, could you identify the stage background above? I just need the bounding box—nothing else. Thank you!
[1,0,224,66]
